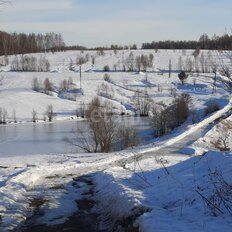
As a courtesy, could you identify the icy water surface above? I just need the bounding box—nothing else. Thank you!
[0,117,152,156]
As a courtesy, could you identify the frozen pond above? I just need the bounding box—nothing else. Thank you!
[0,117,152,157]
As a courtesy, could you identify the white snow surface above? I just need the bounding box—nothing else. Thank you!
[94,151,232,232]
[0,49,231,122]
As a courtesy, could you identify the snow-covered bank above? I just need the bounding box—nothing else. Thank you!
[94,151,232,232]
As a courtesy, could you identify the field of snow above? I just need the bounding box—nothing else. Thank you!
[0,49,231,231]
[0,49,231,122]
[94,151,232,232]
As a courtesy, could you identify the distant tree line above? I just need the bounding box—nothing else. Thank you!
[142,33,232,50]
[89,44,137,51]
[62,45,88,51]
[0,31,65,56]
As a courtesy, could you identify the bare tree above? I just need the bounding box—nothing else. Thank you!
[0,108,2,124]
[85,98,117,152]
[152,94,191,136]
[133,89,152,116]
[126,52,134,71]
[32,109,37,123]
[32,77,40,91]
[2,109,7,124]
[46,104,54,122]
[69,97,137,153]
[135,56,142,72]
[43,78,53,94]
[12,109,17,123]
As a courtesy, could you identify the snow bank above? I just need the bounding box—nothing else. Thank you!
[94,152,232,232]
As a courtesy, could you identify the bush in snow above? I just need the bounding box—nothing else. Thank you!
[76,55,86,66]
[104,73,111,82]
[220,66,231,78]
[103,65,110,72]
[197,169,232,217]
[46,104,54,122]
[43,78,54,94]
[59,79,69,92]
[98,83,114,99]
[70,97,137,153]
[0,108,7,124]
[210,120,232,151]
[152,94,192,136]
[32,77,41,91]
[178,71,188,84]
[12,109,17,123]
[133,90,152,116]
[32,109,37,123]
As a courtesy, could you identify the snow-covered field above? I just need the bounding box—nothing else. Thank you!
[0,49,231,122]
[0,49,231,231]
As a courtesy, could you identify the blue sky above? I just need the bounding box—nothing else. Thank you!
[0,0,231,47]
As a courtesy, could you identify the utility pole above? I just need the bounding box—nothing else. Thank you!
[169,59,172,78]
[212,70,217,94]
[79,64,82,90]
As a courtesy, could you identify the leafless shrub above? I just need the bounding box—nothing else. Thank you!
[69,97,137,153]
[152,94,191,136]
[12,109,17,123]
[32,77,41,91]
[46,104,54,122]
[104,73,111,82]
[76,55,86,65]
[133,90,152,116]
[91,56,95,65]
[59,79,68,91]
[211,120,232,151]
[43,78,53,94]
[0,108,7,124]
[98,82,114,99]
[32,109,37,123]
[197,169,232,216]
[220,66,231,78]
